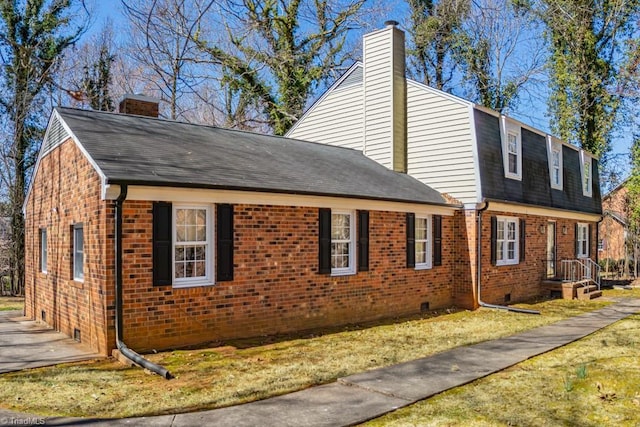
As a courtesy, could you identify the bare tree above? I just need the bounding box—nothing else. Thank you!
[57,21,118,111]
[194,0,369,135]
[121,0,215,120]
[0,0,86,295]
[532,0,639,157]
[457,0,546,114]
[406,0,470,92]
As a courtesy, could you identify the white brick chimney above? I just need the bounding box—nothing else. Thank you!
[363,20,407,173]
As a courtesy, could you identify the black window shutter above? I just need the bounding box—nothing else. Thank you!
[587,224,592,257]
[433,215,442,266]
[318,208,331,274]
[519,219,526,262]
[216,204,234,281]
[153,202,172,286]
[357,210,369,272]
[490,216,497,266]
[575,223,579,258]
[406,213,415,268]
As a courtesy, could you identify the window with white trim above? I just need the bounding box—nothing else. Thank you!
[173,205,212,287]
[73,224,84,281]
[331,211,355,275]
[496,216,518,265]
[580,151,593,197]
[415,216,432,269]
[40,228,47,273]
[547,136,563,190]
[577,223,589,258]
[501,118,522,180]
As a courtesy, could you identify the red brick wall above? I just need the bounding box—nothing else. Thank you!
[600,186,627,261]
[118,98,159,117]
[119,203,455,352]
[476,210,598,305]
[25,138,599,355]
[24,139,111,354]
[452,209,477,308]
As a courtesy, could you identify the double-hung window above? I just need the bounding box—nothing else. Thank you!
[552,149,561,186]
[40,228,47,273]
[507,133,519,176]
[547,136,563,190]
[496,217,518,265]
[580,151,593,197]
[577,223,589,258]
[415,216,432,269]
[173,205,212,287]
[73,224,84,281]
[502,118,522,180]
[331,211,355,275]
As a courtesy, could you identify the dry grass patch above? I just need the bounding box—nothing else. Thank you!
[0,296,24,311]
[365,310,640,427]
[0,297,614,418]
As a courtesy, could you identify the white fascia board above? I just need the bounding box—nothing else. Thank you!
[487,201,602,222]
[117,185,458,216]
[406,79,474,108]
[23,110,58,214]
[285,62,363,137]
[468,104,483,203]
[56,112,110,198]
[23,109,110,215]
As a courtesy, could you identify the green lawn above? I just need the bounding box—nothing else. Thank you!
[0,293,621,419]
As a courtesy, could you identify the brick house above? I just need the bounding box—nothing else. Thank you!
[598,181,637,277]
[287,22,603,307]
[24,22,604,358]
[24,99,457,355]
[599,181,628,262]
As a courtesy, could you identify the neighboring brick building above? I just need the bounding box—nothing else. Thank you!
[599,181,630,268]
[24,102,456,355]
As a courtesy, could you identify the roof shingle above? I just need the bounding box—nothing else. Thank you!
[56,107,448,206]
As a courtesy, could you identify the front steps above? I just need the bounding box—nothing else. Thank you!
[542,279,602,300]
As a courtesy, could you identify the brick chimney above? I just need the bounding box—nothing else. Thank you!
[118,94,160,118]
[363,20,407,173]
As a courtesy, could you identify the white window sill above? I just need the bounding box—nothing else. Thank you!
[415,264,432,270]
[496,260,518,266]
[331,268,356,277]
[505,173,522,181]
[173,279,215,288]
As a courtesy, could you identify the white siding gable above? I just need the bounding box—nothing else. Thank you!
[286,78,363,150]
[406,81,477,204]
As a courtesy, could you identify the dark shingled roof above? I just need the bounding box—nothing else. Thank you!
[56,107,448,206]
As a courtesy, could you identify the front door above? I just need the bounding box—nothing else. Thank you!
[547,222,556,278]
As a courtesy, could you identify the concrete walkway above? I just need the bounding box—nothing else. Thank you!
[0,311,102,374]
[1,299,639,427]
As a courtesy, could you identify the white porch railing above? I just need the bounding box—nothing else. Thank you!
[561,259,601,290]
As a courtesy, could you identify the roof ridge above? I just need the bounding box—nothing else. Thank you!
[55,106,360,154]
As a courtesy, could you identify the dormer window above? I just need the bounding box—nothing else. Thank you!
[546,136,563,190]
[501,117,522,181]
[580,151,592,197]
